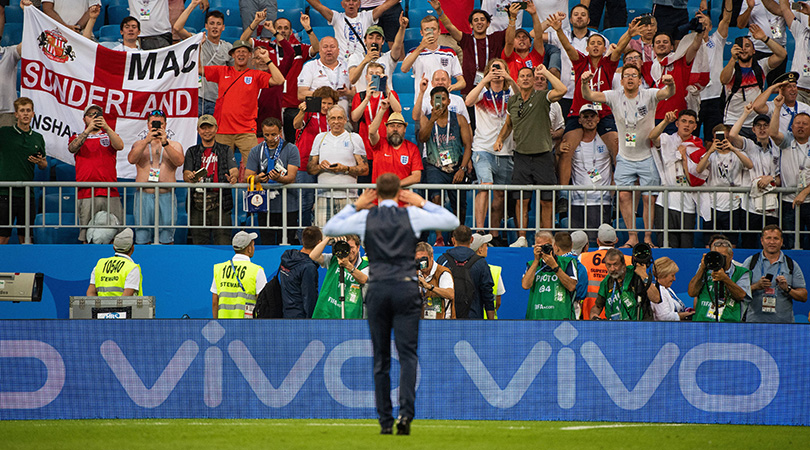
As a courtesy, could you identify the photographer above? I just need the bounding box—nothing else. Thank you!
[522,232,578,320]
[415,241,455,319]
[590,246,654,321]
[688,239,751,322]
[68,104,125,244]
[309,234,369,319]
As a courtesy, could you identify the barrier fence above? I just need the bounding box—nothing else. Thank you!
[0,319,808,424]
[1,181,807,248]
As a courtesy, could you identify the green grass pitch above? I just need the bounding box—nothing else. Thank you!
[3,419,809,449]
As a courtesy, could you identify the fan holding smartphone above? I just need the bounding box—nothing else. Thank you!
[351,62,403,173]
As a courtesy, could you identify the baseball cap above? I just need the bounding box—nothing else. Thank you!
[579,104,598,115]
[84,104,103,116]
[365,25,385,39]
[515,28,531,39]
[386,112,407,125]
[597,223,618,245]
[113,228,134,253]
[229,39,253,54]
[570,230,589,255]
[753,114,770,125]
[198,115,217,127]
[232,231,258,250]
[470,233,493,252]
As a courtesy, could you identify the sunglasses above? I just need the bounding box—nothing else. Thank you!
[149,109,166,118]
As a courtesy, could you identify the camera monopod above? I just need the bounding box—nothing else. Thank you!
[339,266,346,319]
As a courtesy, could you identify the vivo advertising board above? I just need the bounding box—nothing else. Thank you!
[0,320,807,425]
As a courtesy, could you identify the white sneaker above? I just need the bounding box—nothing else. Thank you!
[510,236,528,247]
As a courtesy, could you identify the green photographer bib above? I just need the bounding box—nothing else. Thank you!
[525,257,576,320]
[312,257,369,319]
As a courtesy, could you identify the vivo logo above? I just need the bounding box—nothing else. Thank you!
[454,323,779,412]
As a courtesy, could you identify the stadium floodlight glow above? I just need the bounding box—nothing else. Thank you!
[0,272,44,302]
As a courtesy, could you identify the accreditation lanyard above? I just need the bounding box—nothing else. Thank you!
[272,42,280,66]
[433,118,452,147]
[588,59,603,93]
[366,94,382,123]
[148,142,163,168]
[622,96,640,129]
[488,89,506,118]
[666,287,686,311]
[473,35,489,72]
[784,102,798,132]
[202,147,216,175]
[229,259,246,292]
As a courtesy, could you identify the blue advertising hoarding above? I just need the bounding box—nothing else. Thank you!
[1,320,808,425]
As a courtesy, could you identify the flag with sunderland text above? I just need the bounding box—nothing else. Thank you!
[20,7,200,179]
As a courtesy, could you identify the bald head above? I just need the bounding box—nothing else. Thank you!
[432,69,450,88]
[320,36,339,64]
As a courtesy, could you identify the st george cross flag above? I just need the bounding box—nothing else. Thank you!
[20,7,201,179]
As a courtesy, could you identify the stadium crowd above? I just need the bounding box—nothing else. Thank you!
[3,0,810,249]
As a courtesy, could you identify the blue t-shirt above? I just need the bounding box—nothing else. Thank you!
[246,141,301,212]
[425,111,464,170]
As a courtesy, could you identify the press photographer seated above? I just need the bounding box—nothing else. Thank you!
[687,239,751,322]
[309,235,369,319]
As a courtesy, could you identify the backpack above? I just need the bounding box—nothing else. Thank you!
[253,267,283,318]
[442,253,482,319]
[747,252,794,276]
[726,60,765,105]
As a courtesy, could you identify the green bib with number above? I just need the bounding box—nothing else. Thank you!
[599,266,641,321]
[693,265,750,322]
[526,256,575,320]
[312,257,369,319]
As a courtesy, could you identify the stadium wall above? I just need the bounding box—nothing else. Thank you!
[0,320,808,425]
[0,246,809,321]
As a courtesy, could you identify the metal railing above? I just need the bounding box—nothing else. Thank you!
[0,181,806,249]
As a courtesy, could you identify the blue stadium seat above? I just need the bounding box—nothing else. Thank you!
[1,23,23,46]
[34,213,80,244]
[393,70,414,93]
[308,12,331,28]
[403,28,422,52]
[182,0,207,32]
[175,210,189,245]
[601,27,628,46]
[99,25,122,42]
[310,25,335,39]
[724,27,751,62]
[398,93,415,121]
[54,164,76,182]
[5,5,23,24]
[105,0,129,8]
[221,26,244,43]
[43,191,77,214]
[408,6,437,26]
[106,5,130,27]
[320,0,344,11]
[278,0,304,9]
[91,5,107,32]
[277,7,304,30]
[208,0,243,28]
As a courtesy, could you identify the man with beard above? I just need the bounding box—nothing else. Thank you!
[590,248,654,321]
[720,25,786,138]
[367,110,422,185]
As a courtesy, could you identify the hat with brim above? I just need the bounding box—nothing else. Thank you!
[597,223,618,245]
[113,228,134,253]
[753,114,771,125]
[515,29,531,39]
[471,233,493,252]
[386,112,407,125]
[229,40,253,55]
[198,114,217,127]
[774,71,799,85]
[84,104,103,116]
[571,230,589,255]
[365,25,385,39]
[232,231,258,250]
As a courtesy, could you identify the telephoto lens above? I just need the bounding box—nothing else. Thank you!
[333,240,351,259]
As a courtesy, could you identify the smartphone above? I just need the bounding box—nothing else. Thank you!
[304,5,310,15]
[715,131,726,142]
[193,167,207,180]
[765,273,774,281]
[151,120,161,130]
[380,75,388,95]
[370,43,380,52]
[792,2,803,11]
[305,96,322,113]
[492,63,501,70]
[329,163,339,168]
[734,36,745,47]
[513,1,528,10]
[639,15,653,26]
[370,74,381,92]
[433,93,443,110]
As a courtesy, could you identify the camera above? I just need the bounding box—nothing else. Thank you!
[151,120,162,130]
[688,17,704,34]
[333,240,351,259]
[540,243,553,255]
[417,256,429,271]
[704,251,726,272]
[632,242,653,266]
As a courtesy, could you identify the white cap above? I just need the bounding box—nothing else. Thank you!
[113,228,134,252]
[579,103,598,115]
[232,231,258,250]
[597,223,617,245]
[470,233,493,252]
[570,230,589,255]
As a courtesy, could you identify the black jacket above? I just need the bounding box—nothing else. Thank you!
[437,246,495,319]
[278,248,320,318]
[183,142,237,212]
